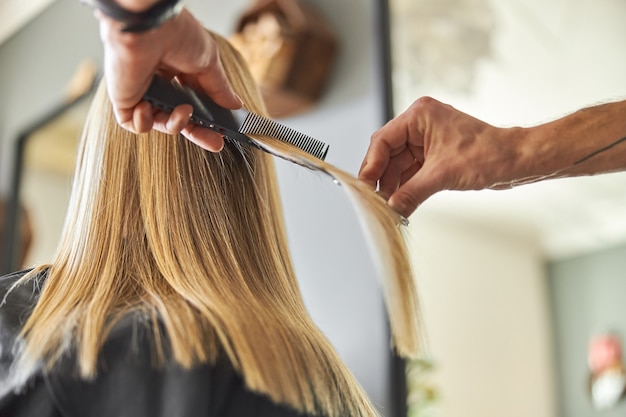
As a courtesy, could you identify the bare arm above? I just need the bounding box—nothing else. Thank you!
[93,1,242,151]
[521,100,626,179]
[359,97,626,217]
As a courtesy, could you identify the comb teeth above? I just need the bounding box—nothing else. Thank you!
[238,112,329,161]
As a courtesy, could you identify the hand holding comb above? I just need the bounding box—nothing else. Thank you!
[143,75,330,160]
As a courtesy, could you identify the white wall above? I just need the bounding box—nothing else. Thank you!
[407,207,556,417]
[389,2,626,413]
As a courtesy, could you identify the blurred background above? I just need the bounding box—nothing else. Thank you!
[0,0,625,416]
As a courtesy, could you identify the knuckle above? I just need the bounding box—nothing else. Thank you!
[411,96,437,110]
[409,96,442,118]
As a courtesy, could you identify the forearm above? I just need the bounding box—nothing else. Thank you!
[509,100,626,185]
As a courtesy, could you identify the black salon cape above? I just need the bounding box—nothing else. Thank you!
[0,270,315,417]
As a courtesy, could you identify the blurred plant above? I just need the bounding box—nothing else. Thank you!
[407,358,439,417]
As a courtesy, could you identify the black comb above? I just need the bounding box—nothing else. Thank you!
[143,75,329,161]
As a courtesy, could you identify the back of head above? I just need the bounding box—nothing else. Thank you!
[17,34,393,417]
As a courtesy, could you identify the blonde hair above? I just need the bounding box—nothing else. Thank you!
[16,34,421,416]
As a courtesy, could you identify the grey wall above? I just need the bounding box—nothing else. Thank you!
[549,243,626,417]
[0,0,394,413]
[0,0,101,191]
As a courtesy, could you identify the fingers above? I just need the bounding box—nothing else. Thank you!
[388,164,441,218]
[377,151,419,199]
[132,101,155,132]
[152,104,225,152]
[148,103,224,152]
[181,126,225,152]
[360,140,430,218]
[359,97,448,217]
[359,95,510,217]
[98,7,240,149]
[359,107,422,188]
[359,139,392,189]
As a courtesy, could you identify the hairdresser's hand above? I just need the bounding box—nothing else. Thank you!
[359,97,524,217]
[96,5,242,151]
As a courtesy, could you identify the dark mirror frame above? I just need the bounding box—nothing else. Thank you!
[375,1,409,416]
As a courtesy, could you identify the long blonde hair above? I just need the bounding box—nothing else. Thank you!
[16,34,421,416]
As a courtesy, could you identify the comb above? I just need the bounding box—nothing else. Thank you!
[143,75,329,160]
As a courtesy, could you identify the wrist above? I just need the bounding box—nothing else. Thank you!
[507,125,560,184]
[484,126,537,188]
[83,0,183,32]
[114,0,160,11]
[499,123,582,188]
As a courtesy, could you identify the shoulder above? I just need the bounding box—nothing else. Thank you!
[0,272,314,417]
[0,268,36,295]
[48,316,315,417]
[0,268,46,304]
[0,269,47,400]
[0,267,45,345]
[0,268,46,336]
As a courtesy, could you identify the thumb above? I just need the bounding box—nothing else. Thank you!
[387,165,441,217]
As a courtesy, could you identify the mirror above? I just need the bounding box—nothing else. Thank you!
[388,0,626,416]
[1,61,97,274]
